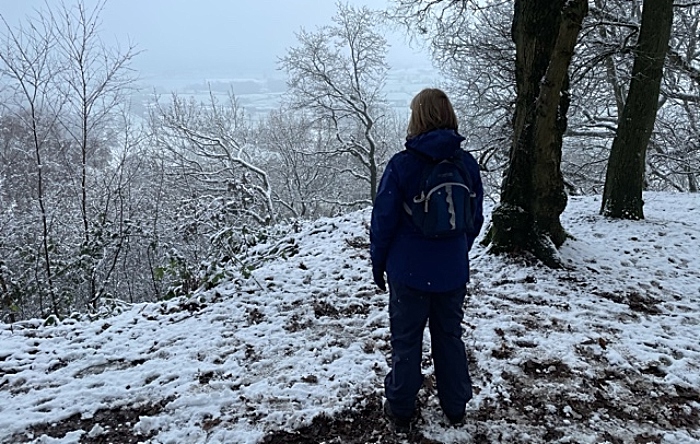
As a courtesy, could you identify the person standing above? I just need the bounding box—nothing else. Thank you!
[370,88,484,432]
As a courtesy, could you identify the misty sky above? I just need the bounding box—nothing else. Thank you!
[0,0,432,80]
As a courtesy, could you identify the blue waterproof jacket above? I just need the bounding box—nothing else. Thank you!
[370,129,484,292]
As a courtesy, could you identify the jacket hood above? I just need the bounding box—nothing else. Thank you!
[404,129,465,161]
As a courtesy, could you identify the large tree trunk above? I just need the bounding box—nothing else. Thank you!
[600,0,674,219]
[488,0,588,268]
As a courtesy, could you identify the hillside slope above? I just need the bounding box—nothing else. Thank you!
[1,192,699,444]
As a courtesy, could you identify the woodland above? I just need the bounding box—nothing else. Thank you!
[0,0,698,322]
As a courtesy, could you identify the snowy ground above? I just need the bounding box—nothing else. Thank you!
[1,192,699,444]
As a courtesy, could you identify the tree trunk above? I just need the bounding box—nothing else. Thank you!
[488,0,587,267]
[600,0,674,219]
[687,163,698,193]
[595,0,626,116]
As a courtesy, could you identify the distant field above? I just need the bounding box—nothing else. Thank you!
[129,67,441,120]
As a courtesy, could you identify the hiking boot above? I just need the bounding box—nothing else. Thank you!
[383,399,412,433]
[446,412,465,427]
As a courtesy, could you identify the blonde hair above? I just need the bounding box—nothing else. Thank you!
[407,88,459,138]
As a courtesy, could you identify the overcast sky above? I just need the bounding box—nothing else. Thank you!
[0,0,432,80]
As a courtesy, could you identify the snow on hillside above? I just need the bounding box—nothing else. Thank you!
[1,192,699,444]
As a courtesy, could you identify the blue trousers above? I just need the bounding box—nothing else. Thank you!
[384,280,472,419]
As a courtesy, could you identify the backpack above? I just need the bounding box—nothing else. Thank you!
[403,151,477,238]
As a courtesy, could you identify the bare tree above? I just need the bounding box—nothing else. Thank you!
[151,90,274,231]
[561,0,698,195]
[52,0,137,236]
[0,1,139,318]
[87,107,149,306]
[51,0,138,307]
[256,109,339,219]
[280,2,390,204]
[601,0,675,219]
[653,3,700,192]
[146,90,280,298]
[0,10,65,316]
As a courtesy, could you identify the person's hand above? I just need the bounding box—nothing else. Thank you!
[373,268,386,292]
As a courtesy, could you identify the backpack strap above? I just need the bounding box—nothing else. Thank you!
[403,148,433,217]
[403,201,414,216]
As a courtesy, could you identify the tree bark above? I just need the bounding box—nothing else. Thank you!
[600,0,674,219]
[488,0,587,267]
